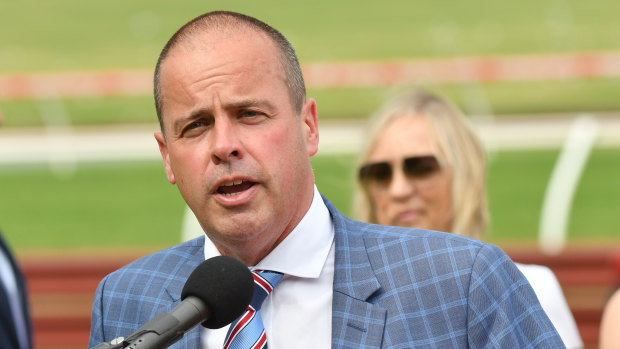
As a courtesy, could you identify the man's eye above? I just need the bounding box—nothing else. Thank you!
[240,110,260,118]
[238,110,267,124]
[187,120,204,129]
[181,120,208,137]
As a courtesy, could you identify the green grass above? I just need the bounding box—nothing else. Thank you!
[570,148,620,239]
[2,0,620,125]
[0,96,157,127]
[1,148,618,251]
[0,162,186,250]
[3,77,620,128]
[312,154,359,215]
[2,0,620,73]
[485,150,560,242]
[486,148,620,244]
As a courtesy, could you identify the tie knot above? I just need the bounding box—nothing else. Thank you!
[250,270,283,310]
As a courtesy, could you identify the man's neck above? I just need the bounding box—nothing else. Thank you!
[214,229,294,266]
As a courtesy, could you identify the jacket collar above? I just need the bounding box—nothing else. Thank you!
[162,235,205,349]
[323,196,387,347]
[163,236,205,303]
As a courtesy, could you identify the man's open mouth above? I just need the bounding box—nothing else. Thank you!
[217,180,256,196]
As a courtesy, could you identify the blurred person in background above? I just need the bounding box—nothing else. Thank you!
[599,287,620,348]
[0,231,33,349]
[354,89,583,349]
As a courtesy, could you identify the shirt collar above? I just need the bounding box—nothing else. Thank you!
[204,185,334,279]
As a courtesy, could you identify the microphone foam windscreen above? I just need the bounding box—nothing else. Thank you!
[181,255,254,329]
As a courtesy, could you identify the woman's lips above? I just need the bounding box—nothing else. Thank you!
[393,210,423,226]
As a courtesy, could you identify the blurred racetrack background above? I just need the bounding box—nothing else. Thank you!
[0,1,619,348]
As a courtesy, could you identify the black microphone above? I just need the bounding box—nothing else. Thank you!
[91,255,254,349]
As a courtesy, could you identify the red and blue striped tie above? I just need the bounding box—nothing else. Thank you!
[223,270,283,349]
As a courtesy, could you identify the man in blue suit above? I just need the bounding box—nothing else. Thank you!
[89,11,564,348]
[0,231,33,349]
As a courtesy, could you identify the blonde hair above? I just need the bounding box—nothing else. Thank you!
[353,89,489,239]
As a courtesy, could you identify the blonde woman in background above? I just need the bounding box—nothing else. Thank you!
[354,89,583,349]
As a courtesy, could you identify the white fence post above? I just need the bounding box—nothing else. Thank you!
[539,115,598,255]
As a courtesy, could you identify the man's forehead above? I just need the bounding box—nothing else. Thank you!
[158,29,289,111]
[162,28,277,75]
[178,25,269,53]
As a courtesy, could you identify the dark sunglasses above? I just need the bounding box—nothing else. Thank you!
[359,155,441,184]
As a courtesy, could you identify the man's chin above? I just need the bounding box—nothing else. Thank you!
[205,218,268,243]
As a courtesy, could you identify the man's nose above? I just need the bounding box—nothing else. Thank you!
[210,119,242,164]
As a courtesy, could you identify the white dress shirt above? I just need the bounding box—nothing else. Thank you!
[201,185,335,348]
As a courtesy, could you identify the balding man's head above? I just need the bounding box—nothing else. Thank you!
[153,11,306,132]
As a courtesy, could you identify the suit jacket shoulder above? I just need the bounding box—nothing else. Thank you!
[324,197,565,348]
[89,236,205,348]
[0,233,33,349]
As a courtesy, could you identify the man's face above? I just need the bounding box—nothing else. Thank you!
[155,30,319,262]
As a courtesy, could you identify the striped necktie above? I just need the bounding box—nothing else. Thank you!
[223,270,283,349]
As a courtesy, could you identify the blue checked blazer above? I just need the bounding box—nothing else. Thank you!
[89,197,564,348]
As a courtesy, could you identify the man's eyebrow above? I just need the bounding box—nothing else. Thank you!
[171,99,278,133]
[226,98,276,110]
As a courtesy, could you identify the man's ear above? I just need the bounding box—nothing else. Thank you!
[300,98,319,157]
[154,132,176,184]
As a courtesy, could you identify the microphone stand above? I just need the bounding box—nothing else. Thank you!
[90,303,204,349]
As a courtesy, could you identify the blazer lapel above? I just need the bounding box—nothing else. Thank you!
[324,197,387,348]
[162,236,205,349]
